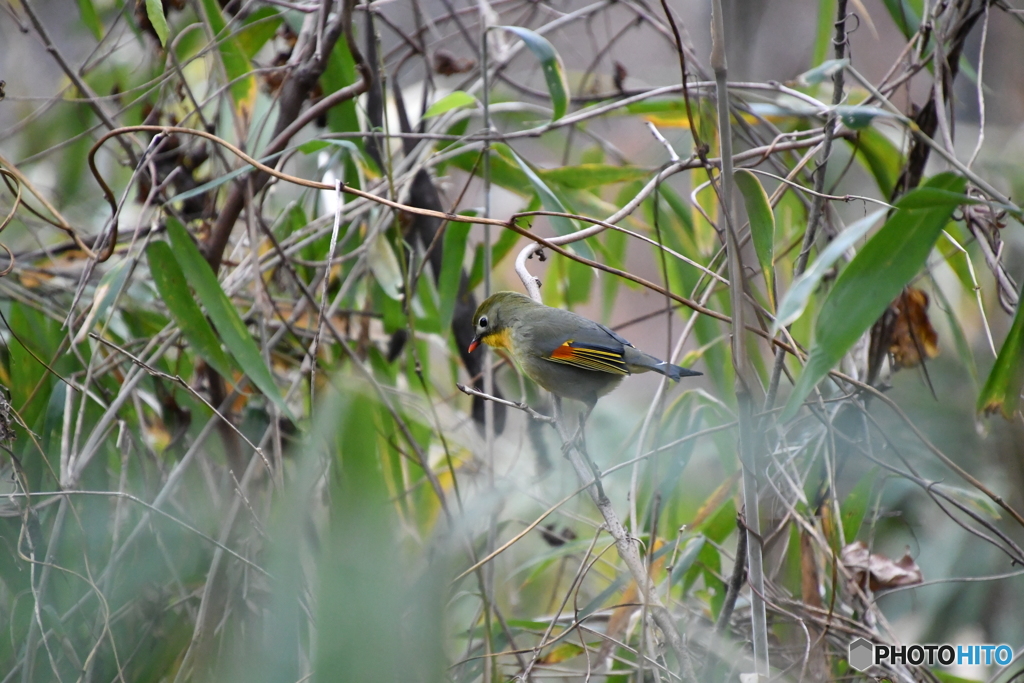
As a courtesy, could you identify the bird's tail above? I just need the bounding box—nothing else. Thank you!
[633,352,702,381]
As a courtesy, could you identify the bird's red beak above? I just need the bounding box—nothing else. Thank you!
[468,337,480,353]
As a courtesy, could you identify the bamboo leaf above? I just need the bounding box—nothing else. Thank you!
[833,105,897,130]
[538,164,651,190]
[795,57,848,87]
[467,226,522,291]
[235,7,280,58]
[879,0,920,38]
[841,471,875,544]
[77,0,103,40]
[781,172,967,420]
[734,170,776,306]
[73,258,132,344]
[977,291,1024,418]
[320,35,361,135]
[367,231,404,300]
[811,0,837,67]
[437,220,471,333]
[423,91,477,118]
[145,0,171,46]
[507,147,594,259]
[165,218,293,420]
[851,126,903,197]
[497,26,570,120]
[146,241,237,380]
[200,0,258,118]
[774,209,887,331]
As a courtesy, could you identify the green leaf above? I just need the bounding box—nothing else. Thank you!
[423,91,477,118]
[200,0,257,117]
[320,35,361,136]
[447,147,530,194]
[437,220,471,333]
[467,225,523,291]
[840,471,874,544]
[538,164,651,190]
[413,269,442,334]
[146,0,171,46]
[165,218,293,420]
[73,258,132,344]
[933,483,1002,520]
[880,0,921,39]
[977,290,1024,419]
[146,241,237,380]
[834,105,896,130]
[497,26,570,120]
[367,231,404,301]
[507,146,593,259]
[796,58,849,87]
[896,187,984,209]
[235,7,281,58]
[170,151,285,204]
[811,0,837,67]
[734,170,776,306]
[77,0,103,40]
[851,127,903,197]
[668,535,706,584]
[781,172,967,420]
[564,257,593,307]
[774,209,886,331]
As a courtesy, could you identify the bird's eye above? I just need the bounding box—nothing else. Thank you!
[478,316,488,329]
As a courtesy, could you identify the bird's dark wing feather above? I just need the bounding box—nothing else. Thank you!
[596,322,634,348]
[532,309,635,375]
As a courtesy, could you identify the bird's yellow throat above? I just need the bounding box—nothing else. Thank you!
[481,328,513,352]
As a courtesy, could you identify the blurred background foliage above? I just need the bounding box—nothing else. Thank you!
[0,0,1023,681]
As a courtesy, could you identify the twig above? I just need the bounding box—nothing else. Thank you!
[710,0,769,678]
[455,384,555,424]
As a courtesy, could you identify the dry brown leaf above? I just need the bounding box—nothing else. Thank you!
[888,287,939,370]
[841,540,922,591]
[433,49,475,76]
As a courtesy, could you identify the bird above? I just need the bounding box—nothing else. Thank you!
[468,291,702,415]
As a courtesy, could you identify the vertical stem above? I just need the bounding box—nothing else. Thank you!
[480,21,497,683]
[765,0,847,410]
[711,0,769,678]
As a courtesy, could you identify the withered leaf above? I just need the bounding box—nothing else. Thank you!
[433,49,475,76]
[841,540,923,591]
[889,286,939,370]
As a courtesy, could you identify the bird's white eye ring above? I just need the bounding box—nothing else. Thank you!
[478,316,488,328]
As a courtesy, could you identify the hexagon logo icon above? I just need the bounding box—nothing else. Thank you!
[848,638,874,671]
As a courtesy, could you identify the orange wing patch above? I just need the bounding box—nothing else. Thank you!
[547,340,629,375]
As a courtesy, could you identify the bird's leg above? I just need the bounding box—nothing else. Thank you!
[575,407,603,484]
[561,405,596,469]
[574,405,593,454]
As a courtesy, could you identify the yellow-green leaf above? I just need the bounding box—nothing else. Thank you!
[498,26,570,120]
[200,0,257,118]
[423,91,477,118]
[734,169,775,306]
[145,0,170,46]
[977,292,1024,419]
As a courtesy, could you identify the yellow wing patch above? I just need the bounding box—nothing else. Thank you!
[548,340,629,375]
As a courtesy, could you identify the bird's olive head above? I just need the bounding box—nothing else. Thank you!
[468,291,534,353]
